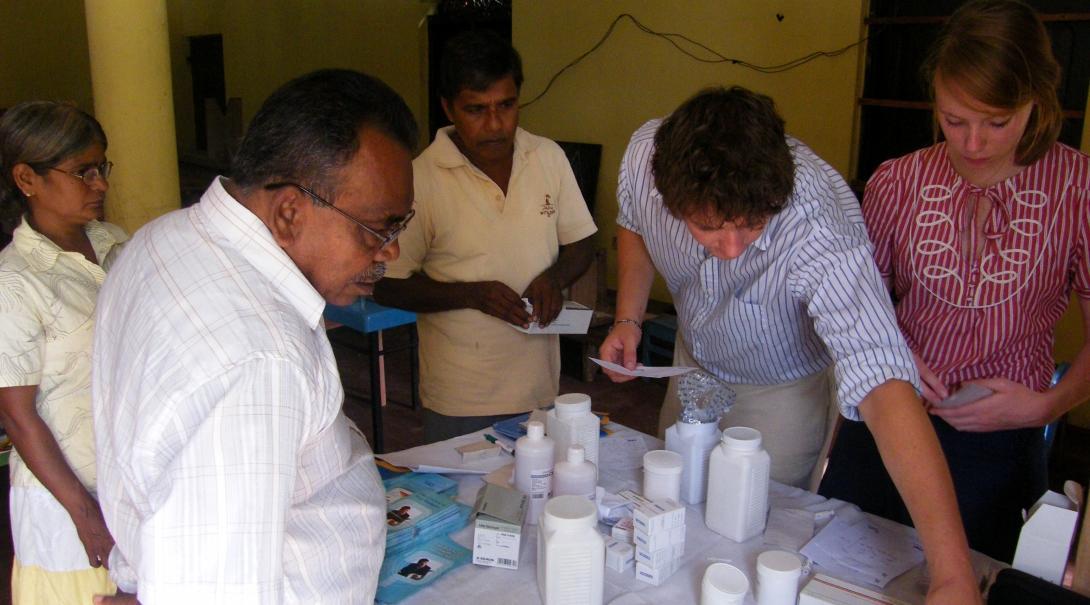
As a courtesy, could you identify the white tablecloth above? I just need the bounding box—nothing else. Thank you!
[381,426,1000,605]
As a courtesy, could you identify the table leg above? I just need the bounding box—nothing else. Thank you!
[409,325,420,411]
[369,332,384,453]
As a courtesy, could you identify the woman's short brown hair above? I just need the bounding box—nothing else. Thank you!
[652,86,794,228]
[925,0,1062,165]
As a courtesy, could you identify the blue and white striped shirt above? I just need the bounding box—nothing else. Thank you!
[618,119,919,419]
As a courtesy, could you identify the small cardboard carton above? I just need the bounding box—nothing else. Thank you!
[1012,490,1080,585]
[799,574,911,605]
[512,301,594,334]
[472,483,528,570]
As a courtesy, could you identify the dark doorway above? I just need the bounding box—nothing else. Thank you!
[855,2,1089,188]
[187,34,226,152]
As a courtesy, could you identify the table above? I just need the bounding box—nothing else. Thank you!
[379,426,1002,604]
[325,298,419,454]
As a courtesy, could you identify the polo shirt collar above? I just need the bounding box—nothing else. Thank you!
[432,125,539,171]
[195,177,327,329]
[13,216,127,273]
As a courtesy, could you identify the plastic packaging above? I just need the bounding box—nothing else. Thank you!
[642,450,683,503]
[537,495,605,605]
[664,420,721,504]
[701,562,750,605]
[676,370,735,424]
[756,550,802,605]
[705,427,770,542]
[515,420,555,525]
[547,393,599,471]
[552,445,597,501]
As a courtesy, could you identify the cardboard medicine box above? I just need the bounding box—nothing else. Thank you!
[472,483,528,570]
[1012,489,1080,585]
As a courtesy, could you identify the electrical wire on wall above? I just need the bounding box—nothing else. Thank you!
[520,13,872,109]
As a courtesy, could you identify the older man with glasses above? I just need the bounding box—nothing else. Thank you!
[91,69,415,604]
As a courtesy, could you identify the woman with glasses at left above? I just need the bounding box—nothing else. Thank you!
[0,101,127,603]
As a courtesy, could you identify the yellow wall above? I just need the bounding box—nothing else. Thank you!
[166,0,432,155]
[1,1,1087,422]
[0,0,93,112]
[513,0,866,301]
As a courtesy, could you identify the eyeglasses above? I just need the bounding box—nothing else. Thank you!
[50,160,113,186]
[264,182,414,250]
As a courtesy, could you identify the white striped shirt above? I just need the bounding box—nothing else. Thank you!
[93,178,386,604]
[618,119,919,419]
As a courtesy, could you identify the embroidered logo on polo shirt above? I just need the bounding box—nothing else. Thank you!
[540,194,556,217]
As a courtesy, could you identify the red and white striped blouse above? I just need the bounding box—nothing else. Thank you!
[864,142,1090,393]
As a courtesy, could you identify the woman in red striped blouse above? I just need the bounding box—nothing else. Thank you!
[820,0,1090,563]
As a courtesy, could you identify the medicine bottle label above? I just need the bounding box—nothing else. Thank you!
[530,469,553,499]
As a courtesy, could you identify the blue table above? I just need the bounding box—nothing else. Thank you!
[325,298,419,453]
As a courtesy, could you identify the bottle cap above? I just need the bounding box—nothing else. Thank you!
[756,550,802,580]
[702,562,749,600]
[554,393,591,417]
[643,450,683,475]
[542,494,597,531]
[566,444,586,464]
[526,420,545,439]
[722,426,762,451]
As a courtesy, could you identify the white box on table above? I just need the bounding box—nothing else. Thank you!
[605,538,634,573]
[611,517,634,543]
[634,540,684,569]
[472,483,528,570]
[632,499,685,534]
[1012,489,1080,585]
[634,523,685,551]
[635,558,680,585]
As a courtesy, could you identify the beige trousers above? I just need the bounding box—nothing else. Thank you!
[658,333,840,490]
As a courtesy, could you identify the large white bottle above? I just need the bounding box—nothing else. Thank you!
[665,420,722,504]
[705,426,770,542]
[515,421,555,525]
[547,393,599,470]
[537,495,605,605]
[552,445,597,501]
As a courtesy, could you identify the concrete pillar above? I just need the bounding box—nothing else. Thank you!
[84,0,180,232]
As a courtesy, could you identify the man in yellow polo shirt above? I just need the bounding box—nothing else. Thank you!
[375,30,597,442]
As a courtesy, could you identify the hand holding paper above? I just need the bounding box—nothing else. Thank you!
[590,357,697,379]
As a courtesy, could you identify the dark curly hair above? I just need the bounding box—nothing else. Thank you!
[652,86,794,228]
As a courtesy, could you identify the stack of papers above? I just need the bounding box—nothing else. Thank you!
[384,474,472,554]
[800,511,924,588]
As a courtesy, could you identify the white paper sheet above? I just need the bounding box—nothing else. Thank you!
[764,508,816,551]
[800,510,924,588]
[589,357,697,378]
[598,431,650,473]
[378,430,512,475]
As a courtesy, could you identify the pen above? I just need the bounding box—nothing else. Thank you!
[484,433,515,455]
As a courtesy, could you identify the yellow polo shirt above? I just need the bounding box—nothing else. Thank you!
[387,127,597,416]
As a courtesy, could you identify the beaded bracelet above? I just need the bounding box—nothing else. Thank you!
[610,318,643,332]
